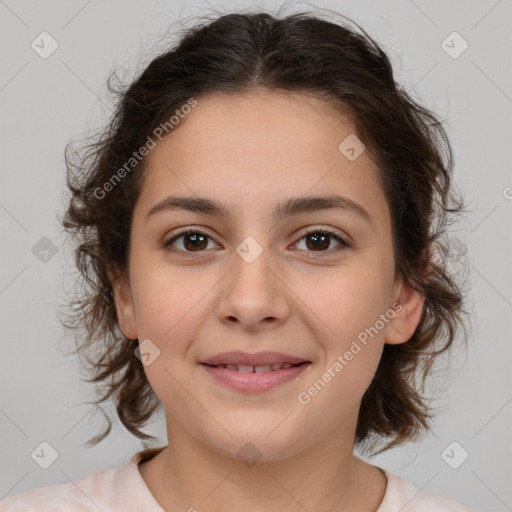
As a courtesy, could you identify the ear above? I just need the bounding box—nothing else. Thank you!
[107,268,138,340]
[385,277,425,345]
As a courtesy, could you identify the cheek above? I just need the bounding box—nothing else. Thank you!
[294,262,394,407]
[297,273,390,414]
[302,267,393,346]
[130,260,210,344]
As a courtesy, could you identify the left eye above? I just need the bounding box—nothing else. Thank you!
[293,229,349,254]
[164,228,349,256]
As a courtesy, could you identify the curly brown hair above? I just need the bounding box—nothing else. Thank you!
[59,8,470,455]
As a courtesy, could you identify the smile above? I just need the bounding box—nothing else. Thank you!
[199,361,311,392]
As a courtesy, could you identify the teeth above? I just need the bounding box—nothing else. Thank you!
[213,362,301,372]
[254,365,271,373]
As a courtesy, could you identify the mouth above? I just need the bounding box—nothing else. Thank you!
[199,350,310,367]
[199,351,312,392]
[200,361,307,373]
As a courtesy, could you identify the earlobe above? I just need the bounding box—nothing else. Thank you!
[107,268,138,340]
[385,279,425,345]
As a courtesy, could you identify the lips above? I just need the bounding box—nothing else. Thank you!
[200,350,309,368]
[200,352,312,392]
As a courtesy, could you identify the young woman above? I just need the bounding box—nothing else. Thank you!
[1,9,475,511]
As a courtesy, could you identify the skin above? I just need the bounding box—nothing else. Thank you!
[109,89,425,511]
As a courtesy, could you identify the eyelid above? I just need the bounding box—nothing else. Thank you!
[164,225,220,245]
[296,224,351,244]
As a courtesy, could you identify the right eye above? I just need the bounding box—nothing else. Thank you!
[163,228,220,255]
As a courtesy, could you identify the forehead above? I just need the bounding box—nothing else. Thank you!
[135,90,389,226]
[151,89,358,164]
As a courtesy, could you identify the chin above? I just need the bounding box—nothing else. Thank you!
[205,426,305,464]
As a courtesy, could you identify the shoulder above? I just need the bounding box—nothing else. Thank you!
[0,480,95,511]
[0,448,165,512]
[378,470,479,512]
[0,465,121,512]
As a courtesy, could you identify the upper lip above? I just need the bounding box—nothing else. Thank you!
[200,351,309,366]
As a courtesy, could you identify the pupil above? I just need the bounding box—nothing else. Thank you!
[185,233,207,251]
[307,233,329,251]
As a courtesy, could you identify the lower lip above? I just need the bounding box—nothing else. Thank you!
[200,363,311,392]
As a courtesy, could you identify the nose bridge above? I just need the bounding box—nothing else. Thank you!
[217,234,288,326]
[231,234,276,297]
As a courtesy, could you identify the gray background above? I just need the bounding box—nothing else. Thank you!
[1,0,511,510]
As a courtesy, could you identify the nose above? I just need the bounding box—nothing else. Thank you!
[216,241,290,332]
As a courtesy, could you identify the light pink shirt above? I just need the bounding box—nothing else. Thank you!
[0,447,477,511]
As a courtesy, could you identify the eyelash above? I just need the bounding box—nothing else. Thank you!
[163,226,351,258]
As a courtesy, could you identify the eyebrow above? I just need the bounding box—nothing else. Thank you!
[144,194,373,226]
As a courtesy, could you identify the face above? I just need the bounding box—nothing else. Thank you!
[111,89,424,461]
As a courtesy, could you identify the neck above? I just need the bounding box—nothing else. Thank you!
[138,416,387,511]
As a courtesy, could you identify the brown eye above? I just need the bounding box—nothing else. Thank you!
[305,232,331,251]
[163,227,350,257]
[293,228,350,255]
[164,230,216,253]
